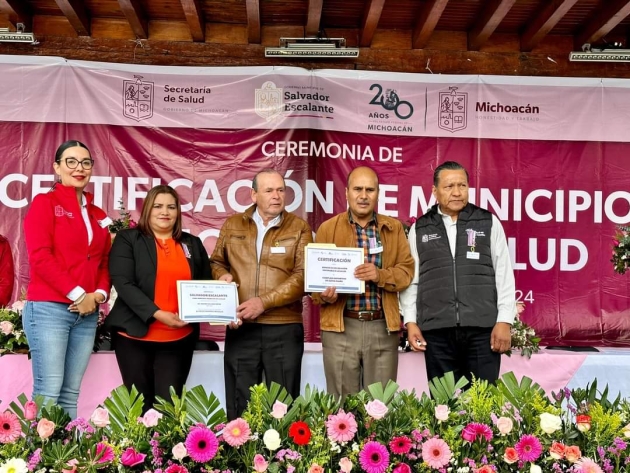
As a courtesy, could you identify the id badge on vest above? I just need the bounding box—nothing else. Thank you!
[466,229,479,259]
[368,236,383,254]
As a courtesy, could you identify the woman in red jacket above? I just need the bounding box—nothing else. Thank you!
[23,140,111,418]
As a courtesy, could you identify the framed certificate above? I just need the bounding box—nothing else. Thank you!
[305,244,365,294]
[177,280,239,324]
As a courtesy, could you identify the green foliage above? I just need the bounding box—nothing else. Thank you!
[428,371,469,404]
[466,378,495,423]
[3,378,630,473]
[103,384,144,434]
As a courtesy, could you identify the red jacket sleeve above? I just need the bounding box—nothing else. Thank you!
[0,236,15,306]
[24,195,77,296]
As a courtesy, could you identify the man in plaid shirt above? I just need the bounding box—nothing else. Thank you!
[312,166,414,398]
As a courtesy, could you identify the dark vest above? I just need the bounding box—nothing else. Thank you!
[414,203,497,330]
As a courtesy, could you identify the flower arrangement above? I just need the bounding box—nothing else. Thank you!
[108,199,137,234]
[0,300,28,356]
[508,302,541,359]
[612,226,630,275]
[3,375,630,473]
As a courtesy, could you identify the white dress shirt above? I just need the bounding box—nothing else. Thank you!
[400,207,516,327]
[66,195,108,303]
[252,208,282,261]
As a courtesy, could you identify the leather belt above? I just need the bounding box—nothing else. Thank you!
[344,310,383,321]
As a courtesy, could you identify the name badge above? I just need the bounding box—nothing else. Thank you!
[270,247,286,254]
[182,243,191,259]
[368,246,383,254]
[466,251,480,260]
[99,217,113,228]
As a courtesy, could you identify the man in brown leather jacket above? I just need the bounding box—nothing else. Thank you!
[312,166,414,398]
[211,169,313,419]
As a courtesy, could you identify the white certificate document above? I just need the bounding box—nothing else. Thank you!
[177,280,239,324]
[305,245,365,294]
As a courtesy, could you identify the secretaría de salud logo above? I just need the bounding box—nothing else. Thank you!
[123,75,154,122]
[438,86,467,132]
[255,81,284,120]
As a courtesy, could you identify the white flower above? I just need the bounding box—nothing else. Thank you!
[0,458,29,473]
[262,429,281,450]
[141,409,163,428]
[172,442,187,461]
[90,407,110,428]
[0,321,14,335]
[365,399,388,420]
[539,412,562,434]
[270,400,288,419]
[530,464,542,473]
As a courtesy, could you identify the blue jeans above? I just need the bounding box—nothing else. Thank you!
[23,301,98,419]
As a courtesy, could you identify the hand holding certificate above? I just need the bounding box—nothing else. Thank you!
[305,244,365,293]
[178,280,239,324]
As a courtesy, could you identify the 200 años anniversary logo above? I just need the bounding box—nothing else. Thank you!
[366,83,414,133]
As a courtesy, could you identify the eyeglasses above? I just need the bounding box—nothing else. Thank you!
[62,158,94,170]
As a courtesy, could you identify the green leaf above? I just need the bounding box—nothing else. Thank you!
[367,380,399,406]
[428,372,468,403]
[103,384,144,434]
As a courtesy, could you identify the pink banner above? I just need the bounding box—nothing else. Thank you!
[1,57,629,346]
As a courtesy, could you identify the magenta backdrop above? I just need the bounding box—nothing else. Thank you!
[1,121,629,345]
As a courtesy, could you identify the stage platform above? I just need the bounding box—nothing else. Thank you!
[2,345,630,418]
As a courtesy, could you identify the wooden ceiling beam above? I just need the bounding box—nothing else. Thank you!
[117,0,148,39]
[521,0,578,52]
[359,0,386,47]
[412,0,450,49]
[1,0,33,31]
[180,0,205,42]
[53,0,90,36]
[246,0,260,43]
[468,0,517,51]
[306,0,323,36]
[575,0,630,49]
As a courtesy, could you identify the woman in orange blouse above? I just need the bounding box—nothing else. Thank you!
[105,185,211,412]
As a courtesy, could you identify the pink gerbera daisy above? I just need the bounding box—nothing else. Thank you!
[389,436,413,454]
[514,434,543,462]
[185,425,219,463]
[421,437,452,469]
[462,423,493,443]
[0,411,21,444]
[222,418,251,447]
[576,457,604,473]
[325,410,358,443]
[94,442,115,464]
[392,464,412,473]
[165,465,189,473]
[359,441,390,473]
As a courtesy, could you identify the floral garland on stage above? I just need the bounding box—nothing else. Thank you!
[2,376,630,473]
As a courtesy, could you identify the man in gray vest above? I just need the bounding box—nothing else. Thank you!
[400,161,516,385]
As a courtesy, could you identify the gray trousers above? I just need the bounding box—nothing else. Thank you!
[321,317,399,398]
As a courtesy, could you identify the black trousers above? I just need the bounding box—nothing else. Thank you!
[224,323,304,420]
[112,331,196,413]
[423,326,500,388]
